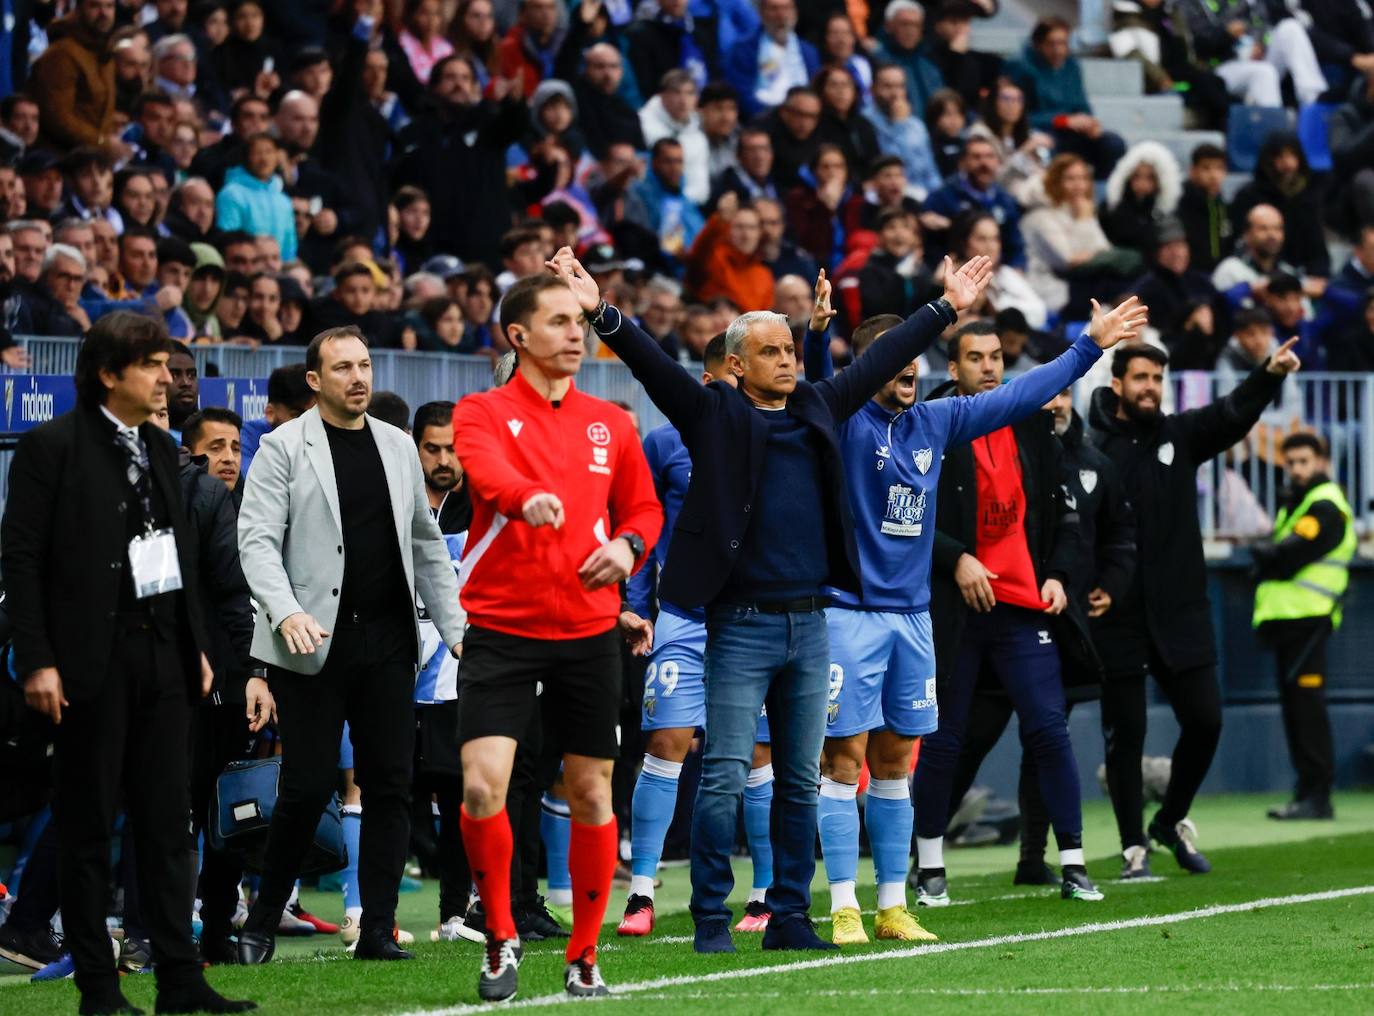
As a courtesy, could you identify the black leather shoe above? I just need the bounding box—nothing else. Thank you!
[200,934,239,965]
[353,930,414,961]
[79,992,144,1016]
[1267,798,1334,820]
[235,930,275,965]
[761,914,839,951]
[155,980,257,1014]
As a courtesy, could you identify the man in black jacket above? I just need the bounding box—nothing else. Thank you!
[551,245,993,953]
[1329,66,1374,235]
[1088,339,1301,876]
[572,44,647,160]
[912,322,1101,906]
[0,312,254,1015]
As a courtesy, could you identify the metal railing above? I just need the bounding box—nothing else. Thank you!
[4,336,1371,539]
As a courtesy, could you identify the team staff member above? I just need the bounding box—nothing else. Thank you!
[559,244,995,955]
[1251,432,1353,822]
[236,326,467,965]
[1,312,255,1015]
[452,274,663,1002]
[948,386,1136,886]
[1088,339,1301,876]
[912,322,1105,907]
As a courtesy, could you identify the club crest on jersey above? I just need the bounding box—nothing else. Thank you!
[881,482,926,536]
[914,447,934,474]
[1158,441,1174,466]
[1079,468,1098,494]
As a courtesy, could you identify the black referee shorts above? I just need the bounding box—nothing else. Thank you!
[458,624,623,760]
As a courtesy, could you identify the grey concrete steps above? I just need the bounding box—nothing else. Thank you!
[1119,127,1226,167]
[1082,58,1144,97]
[1093,94,1186,132]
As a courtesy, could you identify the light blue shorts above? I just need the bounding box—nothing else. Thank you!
[824,607,938,739]
[642,611,769,743]
[338,721,354,770]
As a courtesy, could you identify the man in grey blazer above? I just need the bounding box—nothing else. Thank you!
[235,326,466,964]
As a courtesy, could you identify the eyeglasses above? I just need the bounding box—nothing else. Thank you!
[51,270,84,284]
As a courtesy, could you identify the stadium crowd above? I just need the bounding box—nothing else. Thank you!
[0,0,1366,1011]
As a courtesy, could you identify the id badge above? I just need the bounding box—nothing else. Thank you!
[128,528,184,599]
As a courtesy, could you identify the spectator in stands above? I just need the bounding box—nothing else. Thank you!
[521,78,586,163]
[391,186,433,276]
[727,0,819,117]
[450,0,501,88]
[55,147,120,230]
[1177,0,1326,107]
[685,192,774,312]
[1231,132,1330,281]
[633,276,686,360]
[408,295,468,352]
[156,236,196,338]
[1131,216,1227,369]
[814,63,882,177]
[0,162,26,218]
[394,54,529,268]
[630,138,705,264]
[221,230,262,275]
[641,69,711,207]
[858,154,923,230]
[498,0,562,96]
[573,42,646,159]
[1213,203,1303,310]
[18,149,64,219]
[677,302,717,361]
[1330,67,1374,237]
[363,47,411,134]
[164,177,219,245]
[168,120,200,173]
[54,219,97,283]
[864,63,941,196]
[1108,0,1231,130]
[1177,143,1232,274]
[214,133,296,261]
[0,94,39,162]
[1101,141,1182,254]
[925,0,1002,109]
[190,94,269,191]
[1329,225,1374,303]
[699,82,741,183]
[111,27,153,117]
[1008,17,1126,180]
[185,242,225,341]
[856,207,934,326]
[951,208,1048,329]
[307,259,401,346]
[151,33,199,102]
[1022,153,1116,316]
[759,85,824,192]
[876,1,944,115]
[967,76,1053,208]
[123,89,178,179]
[924,87,968,179]
[784,143,864,270]
[458,266,501,351]
[235,270,285,345]
[398,0,455,86]
[924,135,1026,269]
[712,127,780,205]
[818,11,874,103]
[8,220,47,285]
[25,244,90,337]
[216,270,251,338]
[1256,271,1322,366]
[1331,287,1374,372]
[275,90,349,243]
[755,195,818,281]
[495,225,546,292]
[210,0,282,96]
[30,0,118,151]
[626,0,716,94]
[1216,306,1305,427]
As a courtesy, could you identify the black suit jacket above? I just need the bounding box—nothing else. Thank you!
[1,405,208,702]
[593,300,955,609]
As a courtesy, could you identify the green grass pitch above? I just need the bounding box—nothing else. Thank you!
[7,791,1374,1014]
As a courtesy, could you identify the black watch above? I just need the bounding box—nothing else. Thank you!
[619,532,645,560]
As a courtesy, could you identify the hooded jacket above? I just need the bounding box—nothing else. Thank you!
[1086,361,1284,674]
[214,166,298,261]
[1101,141,1183,252]
[684,212,774,311]
[1229,130,1330,277]
[30,13,116,149]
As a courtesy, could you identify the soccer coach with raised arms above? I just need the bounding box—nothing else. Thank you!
[234,325,467,966]
[547,245,994,954]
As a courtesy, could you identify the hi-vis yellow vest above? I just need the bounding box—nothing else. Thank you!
[1253,481,1356,629]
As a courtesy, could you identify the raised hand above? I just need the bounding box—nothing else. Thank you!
[810,268,837,333]
[941,255,994,313]
[1266,336,1302,376]
[1088,295,1150,350]
[545,246,602,313]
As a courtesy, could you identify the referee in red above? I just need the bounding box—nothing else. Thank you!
[452,274,663,1003]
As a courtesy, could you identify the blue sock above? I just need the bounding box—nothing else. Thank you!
[628,755,682,898]
[340,806,362,912]
[865,777,914,909]
[743,764,774,894]
[818,776,860,898]
[540,793,572,904]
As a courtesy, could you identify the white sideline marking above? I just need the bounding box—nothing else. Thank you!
[399,885,1374,1015]
[590,983,1374,1002]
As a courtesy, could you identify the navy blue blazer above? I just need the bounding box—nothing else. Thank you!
[592,300,955,609]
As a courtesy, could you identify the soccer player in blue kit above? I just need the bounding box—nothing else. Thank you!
[806,294,1150,945]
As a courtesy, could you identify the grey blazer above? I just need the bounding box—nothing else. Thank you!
[237,407,466,675]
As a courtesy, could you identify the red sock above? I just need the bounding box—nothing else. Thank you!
[460,805,516,941]
[566,816,618,964]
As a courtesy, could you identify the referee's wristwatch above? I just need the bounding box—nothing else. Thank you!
[618,532,646,561]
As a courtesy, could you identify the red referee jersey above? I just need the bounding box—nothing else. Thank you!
[452,371,663,640]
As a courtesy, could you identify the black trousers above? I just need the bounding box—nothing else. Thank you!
[191,704,256,940]
[3,818,59,933]
[1052,125,1127,180]
[246,616,415,939]
[54,624,201,997]
[951,693,1079,860]
[1100,652,1223,849]
[412,700,470,921]
[1263,617,1335,804]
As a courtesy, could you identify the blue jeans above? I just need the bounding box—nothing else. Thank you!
[689,604,829,926]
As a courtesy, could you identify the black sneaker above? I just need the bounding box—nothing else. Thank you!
[517,895,570,941]
[118,936,151,973]
[0,923,65,970]
[1148,816,1211,874]
[1061,867,1104,901]
[477,934,519,1004]
[1267,799,1334,821]
[1120,845,1152,880]
[1013,859,1058,886]
[761,914,838,951]
[463,900,486,937]
[915,870,950,907]
[564,947,609,998]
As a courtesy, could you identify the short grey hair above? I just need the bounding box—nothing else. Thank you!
[724,310,789,358]
[643,274,682,301]
[152,33,195,62]
[43,243,86,274]
[5,219,45,237]
[885,0,924,22]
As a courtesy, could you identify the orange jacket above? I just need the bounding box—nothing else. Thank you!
[685,214,775,312]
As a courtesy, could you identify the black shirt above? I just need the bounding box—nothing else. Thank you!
[325,419,409,625]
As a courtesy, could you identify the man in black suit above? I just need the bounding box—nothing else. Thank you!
[548,245,992,954]
[1,311,255,1015]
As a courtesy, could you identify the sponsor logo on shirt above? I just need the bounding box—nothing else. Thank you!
[506,418,523,437]
[881,483,927,536]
